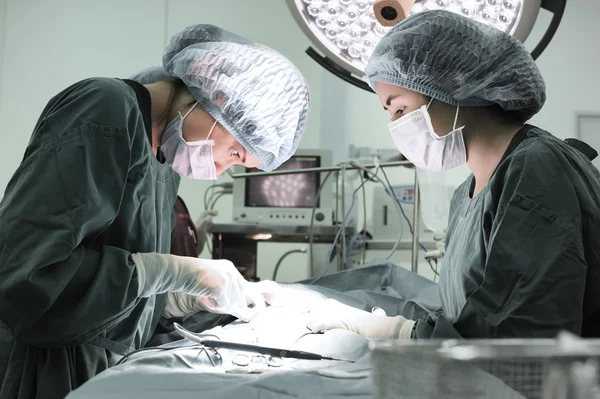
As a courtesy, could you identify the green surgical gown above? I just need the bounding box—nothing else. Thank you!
[0,78,180,398]
[414,125,600,339]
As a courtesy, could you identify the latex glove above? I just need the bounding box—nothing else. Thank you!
[132,253,265,321]
[162,280,282,319]
[256,283,326,310]
[247,280,282,306]
[195,210,218,254]
[306,299,415,339]
[162,291,202,319]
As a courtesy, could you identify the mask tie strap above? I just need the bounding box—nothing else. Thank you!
[427,97,434,109]
[453,106,460,130]
[181,102,199,119]
[206,120,218,141]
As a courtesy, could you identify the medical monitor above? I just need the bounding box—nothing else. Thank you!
[232,149,334,226]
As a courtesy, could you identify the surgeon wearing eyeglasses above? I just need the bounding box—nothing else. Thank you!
[306,10,600,340]
[0,25,309,398]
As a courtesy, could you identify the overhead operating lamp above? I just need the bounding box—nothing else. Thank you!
[287,0,567,92]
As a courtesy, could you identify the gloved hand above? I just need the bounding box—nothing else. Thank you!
[132,253,265,321]
[195,210,218,254]
[162,279,283,319]
[247,280,282,306]
[306,299,415,339]
[162,291,203,319]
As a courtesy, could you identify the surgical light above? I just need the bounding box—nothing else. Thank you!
[287,0,566,91]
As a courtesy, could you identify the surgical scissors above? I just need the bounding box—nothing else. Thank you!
[232,353,284,368]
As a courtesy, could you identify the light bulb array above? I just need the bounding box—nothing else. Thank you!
[296,0,523,73]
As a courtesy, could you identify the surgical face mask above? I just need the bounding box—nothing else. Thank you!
[160,102,218,180]
[387,99,466,172]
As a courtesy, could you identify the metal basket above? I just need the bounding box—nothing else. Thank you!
[370,333,600,399]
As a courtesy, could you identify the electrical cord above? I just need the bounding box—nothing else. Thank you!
[337,165,380,269]
[308,170,334,276]
[346,162,433,266]
[431,259,439,280]
[340,164,347,270]
[379,167,427,252]
[201,182,218,256]
[379,167,439,274]
[326,167,376,266]
[202,192,223,256]
[207,189,227,210]
[310,166,379,284]
[305,161,438,281]
[344,233,369,269]
[308,163,364,273]
[201,182,233,256]
[209,192,226,210]
[349,162,405,261]
[204,183,225,210]
[340,165,381,269]
[359,169,368,265]
[203,183,213,210]
[272,248,307,281]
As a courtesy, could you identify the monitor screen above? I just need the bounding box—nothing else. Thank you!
[244,156,321,208]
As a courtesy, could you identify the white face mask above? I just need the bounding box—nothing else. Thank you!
[160,102,218,180]
[387,99,466,172]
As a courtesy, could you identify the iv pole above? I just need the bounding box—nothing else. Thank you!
[411,171,420,273]
[229,160,421,274]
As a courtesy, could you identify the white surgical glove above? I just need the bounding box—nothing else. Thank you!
[306,299,415,339]
[162,291,202,319]
[248,280,282,306]
[132,253,265,321]
[162,279,283,319]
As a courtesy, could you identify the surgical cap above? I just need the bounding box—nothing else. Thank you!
[364,10,546,121]
[161,24,310,172]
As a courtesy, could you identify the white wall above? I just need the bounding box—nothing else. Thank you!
[0,0,166,169]
[0,1,597,283]
[525,3,600,138]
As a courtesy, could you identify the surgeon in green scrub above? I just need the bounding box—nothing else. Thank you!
[306,10,600,340]
[0,25,309,398]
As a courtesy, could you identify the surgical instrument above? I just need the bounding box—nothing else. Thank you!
[173,323,354,363]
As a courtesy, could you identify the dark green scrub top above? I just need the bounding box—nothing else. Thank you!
[415,126,600,340]
[0,78,180,398]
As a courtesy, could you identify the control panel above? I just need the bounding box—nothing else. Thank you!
[234,210,328,225]
[392,186,415,205]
